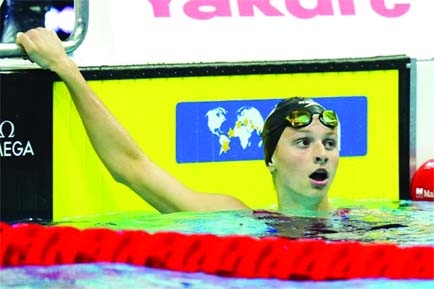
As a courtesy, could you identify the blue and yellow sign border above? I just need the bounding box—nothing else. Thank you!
[53,58,411,219]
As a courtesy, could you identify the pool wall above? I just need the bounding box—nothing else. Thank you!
[51,59,409,219]
[0,57,416,221]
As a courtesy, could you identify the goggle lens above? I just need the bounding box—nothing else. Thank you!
[285,110,338,128]
[286,111,311,127]
[321,110,338,127]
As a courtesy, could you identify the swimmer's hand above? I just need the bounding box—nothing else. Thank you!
[15,27,71,73]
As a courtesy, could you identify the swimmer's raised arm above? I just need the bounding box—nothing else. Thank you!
[16,28,249,213]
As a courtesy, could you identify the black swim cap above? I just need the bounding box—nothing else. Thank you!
[261,97,331,165]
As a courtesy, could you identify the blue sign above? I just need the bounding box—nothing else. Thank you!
[176,96,367,163]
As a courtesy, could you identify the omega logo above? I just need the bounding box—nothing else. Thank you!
[0,120,35,157]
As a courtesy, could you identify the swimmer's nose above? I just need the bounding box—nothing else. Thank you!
[315,155,328,165]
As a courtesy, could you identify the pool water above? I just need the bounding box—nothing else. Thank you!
[1,263,433,289]
[50,199,434,246]
[1,200,433,288]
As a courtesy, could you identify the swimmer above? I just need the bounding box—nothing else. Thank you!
[16,28,339,214]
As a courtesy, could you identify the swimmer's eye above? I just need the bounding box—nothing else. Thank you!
[295,138,312,148]
[324,139,337,150]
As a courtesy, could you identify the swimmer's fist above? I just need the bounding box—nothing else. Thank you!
[16,27,71,73]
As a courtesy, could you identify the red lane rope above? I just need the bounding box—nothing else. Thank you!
[0,222,433,280]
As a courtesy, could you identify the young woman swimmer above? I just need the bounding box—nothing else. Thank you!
[16,28,340,214]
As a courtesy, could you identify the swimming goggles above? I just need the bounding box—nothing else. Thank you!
[285,109,338,129]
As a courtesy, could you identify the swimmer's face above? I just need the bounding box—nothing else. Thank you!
[268,115,339,210]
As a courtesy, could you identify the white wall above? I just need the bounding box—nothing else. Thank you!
[73,0,434,66]
[415,60,434,168]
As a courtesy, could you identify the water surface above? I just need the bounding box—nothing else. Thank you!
[1,200,433,289]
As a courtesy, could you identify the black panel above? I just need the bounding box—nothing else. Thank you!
[398,63,411,200]
[0,70,53,222]
[79,55,411,80]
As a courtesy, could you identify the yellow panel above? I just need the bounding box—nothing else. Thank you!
[53,70,399,219]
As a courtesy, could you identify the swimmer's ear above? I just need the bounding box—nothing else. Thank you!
[267,162,276,173]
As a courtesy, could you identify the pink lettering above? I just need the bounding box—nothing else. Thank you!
[146,0,411,19]
[147,0,171,17]
[338,0,356,15]
[184,0,232,20]
[371,0,410,17]
[285,0,334,19]
[238,0,284,17]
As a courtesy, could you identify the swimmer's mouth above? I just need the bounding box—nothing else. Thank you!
[309,169,328,181]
